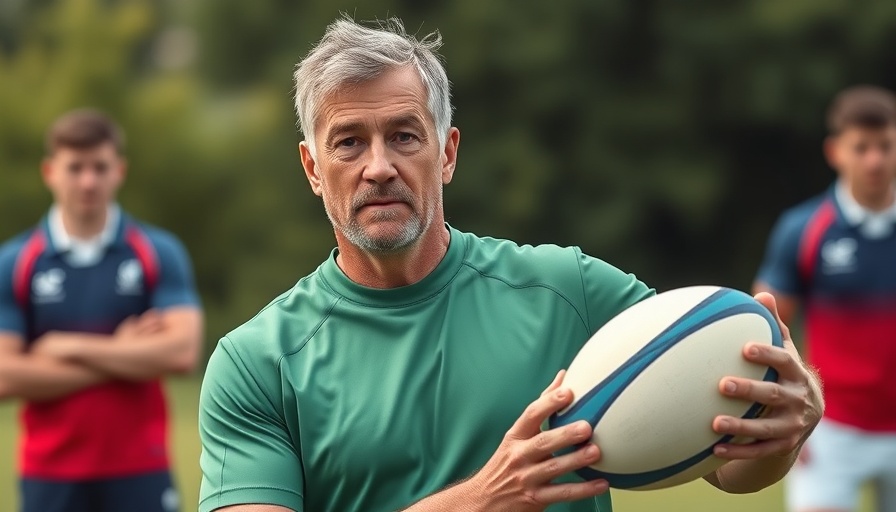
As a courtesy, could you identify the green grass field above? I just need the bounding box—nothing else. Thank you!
[0,378,874,512]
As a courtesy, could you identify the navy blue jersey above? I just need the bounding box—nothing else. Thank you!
[0,210,200,478]
[756,185,896,431]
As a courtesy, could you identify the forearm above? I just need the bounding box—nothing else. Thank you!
[73,332,198,381]
[0,354,109,402]
[708,450,798,494]
[52,308,203,382]
[401,479,486,512]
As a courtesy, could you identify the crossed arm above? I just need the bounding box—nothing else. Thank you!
[0,306,203,402]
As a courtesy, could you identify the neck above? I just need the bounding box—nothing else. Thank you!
[59,207,108,240]
[335,223,451,288]
[849,184,895,212]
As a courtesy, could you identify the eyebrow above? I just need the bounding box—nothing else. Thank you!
[324,113,428,145]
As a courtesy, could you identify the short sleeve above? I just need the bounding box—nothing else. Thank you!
[754,212,804,296]
[149,231,201,310]
[198,337,305,512]
[577,248,655,333]
[0,242,26,336]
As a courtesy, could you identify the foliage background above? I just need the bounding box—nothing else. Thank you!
[0,0,894,510]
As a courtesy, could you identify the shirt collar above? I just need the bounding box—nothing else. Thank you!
[47,203,121,253]
[834,181,896,226]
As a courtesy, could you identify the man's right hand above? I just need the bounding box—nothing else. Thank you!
[464,369,608,511]
[402,370,607,512]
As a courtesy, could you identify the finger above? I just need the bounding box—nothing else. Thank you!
[713,437,795,460]
[740,343,804,383]
[509,387,575,439]
[719,376,792,408]
[530,440,601,480]
[540,370,566,398]
[753,292,791,341]
[529,478,609,504]
[528,420,593,460]
[712,414,800,444]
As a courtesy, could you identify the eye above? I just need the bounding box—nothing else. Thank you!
[394,132,418,144]
[338,137,359,148]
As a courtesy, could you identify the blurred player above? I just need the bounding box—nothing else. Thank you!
[0,109,204,512]
[755,85,896,512]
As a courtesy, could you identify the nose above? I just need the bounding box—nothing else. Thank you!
[865,147,886,170]
[361,139,398,184]
[78,168,102,189]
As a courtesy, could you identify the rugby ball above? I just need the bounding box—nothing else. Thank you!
[548,285,783,490]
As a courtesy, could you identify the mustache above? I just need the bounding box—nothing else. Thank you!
[351,183,415,211]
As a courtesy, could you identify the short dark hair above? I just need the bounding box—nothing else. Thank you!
[826,85,896,135]
[45,108,125,155]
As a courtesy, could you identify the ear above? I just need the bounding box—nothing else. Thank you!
[823,135,841,174]
[299,141,323,196]
[40,157,55,187]
[440,127,460,185]
[116,157,129,185]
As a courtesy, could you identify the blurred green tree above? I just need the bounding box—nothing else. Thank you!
[2,0,896,360]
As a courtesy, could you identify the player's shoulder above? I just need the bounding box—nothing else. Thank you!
[220,271,336,365]
[778,190,834,225]
[459,229,578,274]
[452,229,621,300]
[457,227,622,277]
[0,227,43,273]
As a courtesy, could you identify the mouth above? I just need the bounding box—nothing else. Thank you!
[357,199,406,211]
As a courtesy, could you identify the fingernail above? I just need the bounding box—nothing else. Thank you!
[555,389,567,400]
[717,419,730,430]
[749,346,760,357]
[725,381,737,393]
[715,445,728,455]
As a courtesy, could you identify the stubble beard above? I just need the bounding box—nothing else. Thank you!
[324,183,435,254]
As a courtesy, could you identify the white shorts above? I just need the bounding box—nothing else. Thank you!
[786,418,896,511]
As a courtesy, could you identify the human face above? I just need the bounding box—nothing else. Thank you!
[300,66,458,253]
[826,125,896,207]
[42,142,126,222]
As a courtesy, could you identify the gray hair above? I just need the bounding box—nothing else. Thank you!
[293,16,453,155]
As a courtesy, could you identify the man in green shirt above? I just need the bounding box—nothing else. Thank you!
[198,15,824,512]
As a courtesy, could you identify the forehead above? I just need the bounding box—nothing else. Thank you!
[51,142,121,162]
[836,124,896,142]
[316,66,432,135]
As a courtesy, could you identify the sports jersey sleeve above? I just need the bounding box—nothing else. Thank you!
[199,336,305,512]
[150,232,201,310]
[0,241,26,336]
[754,212,804,296]
[576,248,655,333]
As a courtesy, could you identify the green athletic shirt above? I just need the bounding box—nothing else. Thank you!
[199,225,654,512]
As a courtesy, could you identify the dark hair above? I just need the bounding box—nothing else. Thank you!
[45,108,125,154]
[826,85,896,135]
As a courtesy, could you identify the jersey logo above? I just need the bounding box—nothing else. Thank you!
[32,268,66,303]
[821,238,858,274]
[116,259,144,294]
[13,220,160,310]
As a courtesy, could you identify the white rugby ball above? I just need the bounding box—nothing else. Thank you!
[548,285,782,490]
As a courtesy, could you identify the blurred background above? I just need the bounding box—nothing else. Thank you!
[1,0,894,510]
